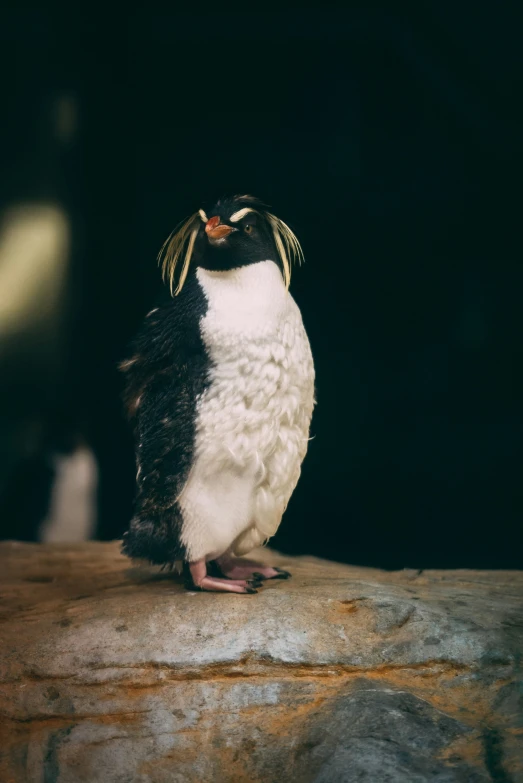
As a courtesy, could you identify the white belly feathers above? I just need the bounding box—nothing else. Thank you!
[178,261,315,561]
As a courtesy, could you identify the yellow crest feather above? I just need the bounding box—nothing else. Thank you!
[158,212,200,296]
[265,212,304,289]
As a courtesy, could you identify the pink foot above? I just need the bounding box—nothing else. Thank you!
[214,554,291,582]
[186,560,260,594]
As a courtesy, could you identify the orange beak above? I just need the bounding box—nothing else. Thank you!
[205,216,236,240]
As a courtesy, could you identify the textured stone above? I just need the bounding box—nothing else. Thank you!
[0,541,522,782]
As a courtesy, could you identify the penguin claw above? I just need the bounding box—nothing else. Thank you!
[185,561,261,594]
[273,568,291,580]
[213,555,292,582]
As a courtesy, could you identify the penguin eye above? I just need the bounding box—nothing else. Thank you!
[244,224,253,235]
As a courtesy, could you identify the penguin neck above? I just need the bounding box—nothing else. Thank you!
[196,260,288,329]
[197,260,286,304]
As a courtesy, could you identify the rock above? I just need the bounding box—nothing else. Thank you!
[0,542,522,783]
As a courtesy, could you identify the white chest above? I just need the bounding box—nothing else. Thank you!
[196,262,314,452]
[178,262,314,561]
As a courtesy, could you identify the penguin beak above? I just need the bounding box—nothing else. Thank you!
[205,216,237,240]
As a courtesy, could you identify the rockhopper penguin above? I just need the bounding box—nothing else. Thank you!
[121,195,315,593]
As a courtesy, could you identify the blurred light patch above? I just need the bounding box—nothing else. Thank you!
[53,93,78,144]
[39,446,98,543]
[0,204,70,341]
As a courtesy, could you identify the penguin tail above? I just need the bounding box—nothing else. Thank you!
[121,512,185,565]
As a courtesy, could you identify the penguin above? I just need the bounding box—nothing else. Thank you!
[120,195,315,593]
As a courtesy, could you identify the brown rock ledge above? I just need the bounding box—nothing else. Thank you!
[0,541,522,782]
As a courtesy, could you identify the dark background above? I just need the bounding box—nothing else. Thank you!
[1,4,522,569]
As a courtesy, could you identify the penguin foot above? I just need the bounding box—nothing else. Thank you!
[214,554,291,582]
[186,560,261,594]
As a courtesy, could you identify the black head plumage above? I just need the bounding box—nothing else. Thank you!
[159,195,303,295]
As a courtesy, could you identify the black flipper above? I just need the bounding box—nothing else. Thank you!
[120,272,210,565]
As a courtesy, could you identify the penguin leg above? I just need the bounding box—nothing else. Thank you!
[213,553,291,581]
[186,560,261,594]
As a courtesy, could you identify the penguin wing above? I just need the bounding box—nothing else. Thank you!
[121,275,210,504]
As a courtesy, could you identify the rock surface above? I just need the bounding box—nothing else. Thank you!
[0,542,522,783]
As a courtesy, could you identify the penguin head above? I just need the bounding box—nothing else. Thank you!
[198,196,277,272]
[159,195,303,296]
